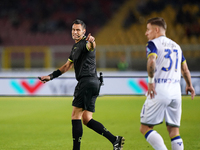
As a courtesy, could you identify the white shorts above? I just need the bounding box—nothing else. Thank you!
[140,96,182,127]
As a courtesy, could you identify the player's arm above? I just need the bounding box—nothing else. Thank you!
[86,33,96,51]
[181,61,195,100]
[59,60,73,74]
[147,54,157,98]
[39,60,73,83]
[147,55,156,78]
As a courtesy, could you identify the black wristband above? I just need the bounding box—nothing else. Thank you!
[49,69,62,80]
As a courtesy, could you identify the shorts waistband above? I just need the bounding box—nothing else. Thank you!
[78,76,98,81]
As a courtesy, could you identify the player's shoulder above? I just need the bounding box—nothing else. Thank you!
[146,40,156,47]
[156,36,181,49]
[152,36,166,44]
[164,36,181,50]
[163,36,176,43]
[147,36,163,47]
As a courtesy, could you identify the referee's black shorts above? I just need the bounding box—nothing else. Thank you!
[72,77,101,112]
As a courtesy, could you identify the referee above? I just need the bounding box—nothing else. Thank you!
[39,19,125,150]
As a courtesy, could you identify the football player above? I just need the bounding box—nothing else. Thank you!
[140,17,195,150]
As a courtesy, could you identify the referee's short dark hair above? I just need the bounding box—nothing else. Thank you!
[147,17,167,30]
[72,19,86,30]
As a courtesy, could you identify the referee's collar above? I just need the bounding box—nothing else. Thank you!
[82,36,86,40]
[75,35,86,43]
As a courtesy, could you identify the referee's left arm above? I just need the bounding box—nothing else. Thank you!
[39,60,73,83]
[59,60,73,74]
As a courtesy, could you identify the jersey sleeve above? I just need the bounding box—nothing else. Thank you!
[181,53,186,64]
[146,41,158,58]
[68,52,73,62]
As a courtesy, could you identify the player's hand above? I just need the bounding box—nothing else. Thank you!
[38,76,50,83]
[86,33,95,43]
[147,83,157,99]
[186,86,195,100]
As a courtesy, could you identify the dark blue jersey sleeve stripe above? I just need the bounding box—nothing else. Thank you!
[146,41,157,58]
[181,53,186,63]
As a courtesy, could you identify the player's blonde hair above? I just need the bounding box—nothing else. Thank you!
[147,17,167,30]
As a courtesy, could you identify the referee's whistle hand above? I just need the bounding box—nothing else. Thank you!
[38,76,50,83]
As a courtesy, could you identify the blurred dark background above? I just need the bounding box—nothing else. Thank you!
[0,0,124,45]
[0,0,199,71]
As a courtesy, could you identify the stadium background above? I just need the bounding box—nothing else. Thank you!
[0,0,199,70]
[0,0,199,96]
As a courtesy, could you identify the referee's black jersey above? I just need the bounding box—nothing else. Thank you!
[68,36,97,81]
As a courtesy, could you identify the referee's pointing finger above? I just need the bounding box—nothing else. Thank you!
[86,33,91,41]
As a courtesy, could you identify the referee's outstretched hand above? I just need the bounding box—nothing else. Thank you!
[86,33,95,43]
[38,76,50,83]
